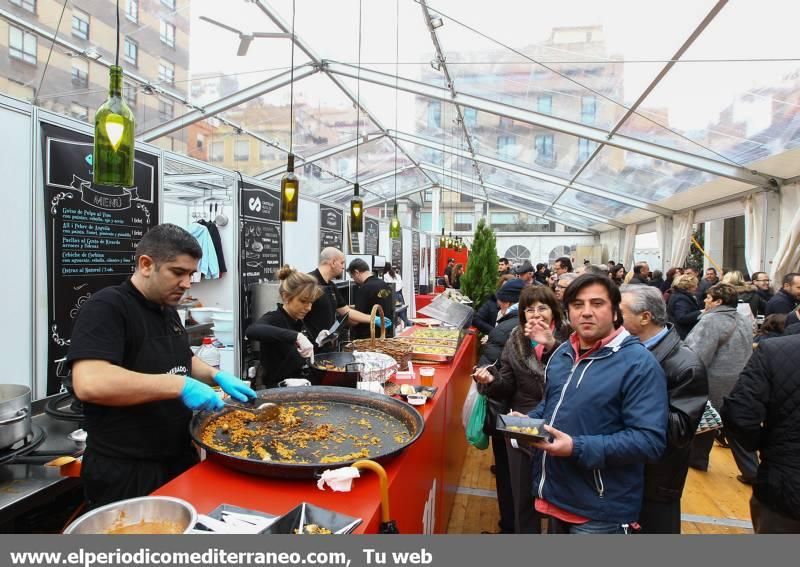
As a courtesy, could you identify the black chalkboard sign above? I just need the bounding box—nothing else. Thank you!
[319,205,343,252]
[412,231,421,294]
[238,181,282,362]
[391,231,403,274]
[41,123,159,395]
[364,218,379,255]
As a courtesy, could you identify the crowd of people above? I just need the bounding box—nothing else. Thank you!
[472,255,800,534]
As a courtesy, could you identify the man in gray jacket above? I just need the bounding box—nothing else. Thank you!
[685,283,757,482]
[620,285,708,533]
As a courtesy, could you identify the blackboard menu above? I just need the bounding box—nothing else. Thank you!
[392,231,403,272]
[364,217,379,255]
[41,123,159,395]
[239,181,282,350]
[348,218,361,254]
[319,205,343,252]
[412,231,421,294]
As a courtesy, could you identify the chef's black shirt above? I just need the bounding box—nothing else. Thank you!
[66,279,193,461]
[351,275,394,340]
[305,268,347,351]
[246,305,310,388]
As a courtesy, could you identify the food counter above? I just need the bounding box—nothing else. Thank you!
[154,333,477,534]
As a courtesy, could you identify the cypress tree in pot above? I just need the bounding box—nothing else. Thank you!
[459,218,498,310]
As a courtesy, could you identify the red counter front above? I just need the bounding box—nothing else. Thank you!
[154,335,477,534]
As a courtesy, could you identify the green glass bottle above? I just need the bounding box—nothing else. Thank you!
[350,183,363,233]
[280,153,299,222]
[389,202,401,239]
[94,65,135,187]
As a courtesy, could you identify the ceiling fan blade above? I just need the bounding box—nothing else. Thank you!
[250,32,293,39]
[237,36,253,56]
[199,15,243,36]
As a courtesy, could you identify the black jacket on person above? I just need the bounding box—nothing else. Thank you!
[630,275,649,285]
[765,289,798,316]
[478,310,519,369]
[756,288,774,315]
[351,275,395,340]
[734,285,760,318]
[641,326,708,504]
[649,276,665,290]
[473,296,500,335]
[667,288,701,339]
[722,334,800,520]
[696,277,718,303]
[245,305,309,388]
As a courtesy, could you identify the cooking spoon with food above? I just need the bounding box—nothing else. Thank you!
[222,399,280,421]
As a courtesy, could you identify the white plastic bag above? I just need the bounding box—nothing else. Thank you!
[462,379,480,430]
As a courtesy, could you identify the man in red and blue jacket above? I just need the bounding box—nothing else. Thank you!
[527,274,668,534]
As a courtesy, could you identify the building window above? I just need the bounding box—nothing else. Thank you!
[463,108,477,127]
[460,193,473,203]
[195,133,206,150]
[454,213,474,232]
[9,25,37,65]
[499,116,513,128]
[490,212,517,230]
[158,59,175,85]
[161,0,176,9]
[123,81,137,107]
[497,135,516,160]
[69,102,88,121]
[124,37,138,67]
[423,189,433,202]
[419,212,445,232]
[578,138,596,161]
[160,21,175,48]
[10,0,36,13]
[72,10,90,40]
[158,98,173,121]
[259,144,276,161]
[581,96,596,124]
[125,0,139,23]
[535,134,554,165]
[211,141,224,162]
[427,101,441,129]
[537,95,552,114]
[234,140,250,161]
[71,59,89,88]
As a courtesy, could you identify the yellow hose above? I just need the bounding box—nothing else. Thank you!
[352,460,391,524]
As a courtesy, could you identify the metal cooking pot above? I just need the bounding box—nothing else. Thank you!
[307,352,361,388]
[63,496,197,534]
[0,384,32,449]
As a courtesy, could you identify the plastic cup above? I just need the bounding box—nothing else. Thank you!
[419,367,435,387]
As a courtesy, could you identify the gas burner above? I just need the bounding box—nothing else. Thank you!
[44,393,84,422]
[0,425,46,466]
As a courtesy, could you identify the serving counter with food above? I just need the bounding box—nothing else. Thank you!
[153,331,477,534]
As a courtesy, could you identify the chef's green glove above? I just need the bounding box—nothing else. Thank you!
[213,370,256,403]
[180,377,224,411]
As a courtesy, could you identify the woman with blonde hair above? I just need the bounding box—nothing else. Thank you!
[667,274,702,339]
[722,270,759,318]
[245,265,322,388]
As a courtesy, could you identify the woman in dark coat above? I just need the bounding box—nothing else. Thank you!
[667,273,702,339]
[474,285,567,533]
[473,274,515,335]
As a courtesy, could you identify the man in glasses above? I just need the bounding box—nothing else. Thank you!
[751,272,773,316]
[555,273,578,314]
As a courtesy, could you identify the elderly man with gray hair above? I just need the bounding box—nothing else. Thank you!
[619,284,708,533]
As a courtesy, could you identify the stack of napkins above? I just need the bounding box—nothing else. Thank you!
[190,505,277,534]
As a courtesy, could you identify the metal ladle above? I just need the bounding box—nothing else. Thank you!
[222,400,280,421]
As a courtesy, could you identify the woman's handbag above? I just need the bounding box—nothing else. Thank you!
[696,401,723,434]
[466,393,490,450]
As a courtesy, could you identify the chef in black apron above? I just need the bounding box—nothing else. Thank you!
[304,247,385,353]
[67,224,256,509]
[347,258,394,340]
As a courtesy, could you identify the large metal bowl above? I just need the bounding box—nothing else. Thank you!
[63,496,197,534]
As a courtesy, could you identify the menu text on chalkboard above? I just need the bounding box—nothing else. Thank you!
[319,205,344,253]
[348,218,361,254]
[41,123,159,395]
[364,217,379,255]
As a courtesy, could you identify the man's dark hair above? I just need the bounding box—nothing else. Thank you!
[563,273,624,329]
[782,272,800,287]
[499,257,509,264]
[347,258,371,275]
[706,267,718,276]
[448,258,455,263]
[518,285,563,328]
[752,271,768,282]
[633,261,649,275]
[536,263,546,271]
[707,282,738,307]
[555,256,573,272]
[135,223,202,266]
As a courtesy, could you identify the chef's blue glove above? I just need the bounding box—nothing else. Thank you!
[373,316,393,329]
[180,377,224,412]
[213,370,257,403]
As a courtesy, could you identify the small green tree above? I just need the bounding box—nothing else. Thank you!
[460,217,498,310]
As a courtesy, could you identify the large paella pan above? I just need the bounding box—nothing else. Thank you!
[190,386,424,479]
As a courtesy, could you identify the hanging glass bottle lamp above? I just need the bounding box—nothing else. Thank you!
[390,202,401,239]
[94,65,135,187]
[280,153,299,222]
[350,183,363,233]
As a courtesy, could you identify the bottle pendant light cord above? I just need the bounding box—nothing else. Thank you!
[280,0,300,222]
[289,0,295,155]
[350,0,364,233]
[389,0,400,240]
[115,0,120,67]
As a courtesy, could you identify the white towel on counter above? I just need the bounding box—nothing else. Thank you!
[317,467,361,492]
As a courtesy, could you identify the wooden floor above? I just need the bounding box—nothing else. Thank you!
[447,442,753,534]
